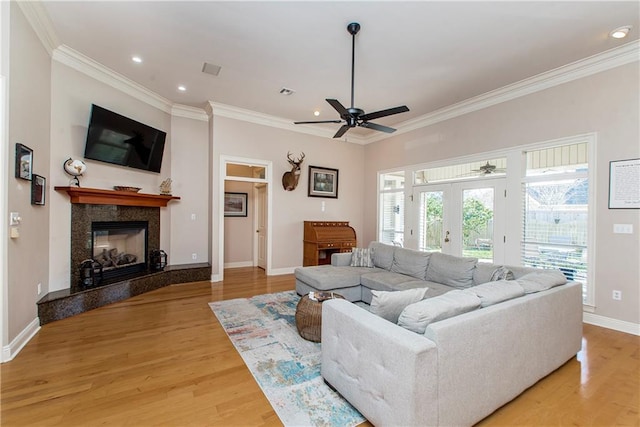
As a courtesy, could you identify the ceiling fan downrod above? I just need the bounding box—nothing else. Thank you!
[347,22,360,109]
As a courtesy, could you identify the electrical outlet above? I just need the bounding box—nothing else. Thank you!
[37,283,42,295]
[612,290,622,301]
[192,253,197,260]
[191,213,196,221]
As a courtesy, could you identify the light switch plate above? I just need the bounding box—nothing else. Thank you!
[613,224,633,234]
[10,212,21,226]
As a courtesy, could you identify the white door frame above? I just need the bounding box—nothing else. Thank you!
[217,155,272,282]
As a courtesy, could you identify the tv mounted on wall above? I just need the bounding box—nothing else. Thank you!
[84,104,166,173]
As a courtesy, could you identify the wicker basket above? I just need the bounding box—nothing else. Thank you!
[295,292,344,342]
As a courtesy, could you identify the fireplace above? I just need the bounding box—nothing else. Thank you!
[70,204,161,293]
[92,221,148,282]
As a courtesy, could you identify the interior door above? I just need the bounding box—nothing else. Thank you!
[255,184,267,270]
[414,178,505,263]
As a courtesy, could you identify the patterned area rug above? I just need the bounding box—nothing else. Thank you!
[209,291,365,427]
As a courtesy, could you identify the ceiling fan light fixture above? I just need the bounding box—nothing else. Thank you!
[609,26,631,39]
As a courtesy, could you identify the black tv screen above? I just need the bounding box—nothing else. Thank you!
[84,104,166,173]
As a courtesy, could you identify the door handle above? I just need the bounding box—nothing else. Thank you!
[444,231,450,243]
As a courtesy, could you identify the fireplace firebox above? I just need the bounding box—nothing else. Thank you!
[91,221,148,282]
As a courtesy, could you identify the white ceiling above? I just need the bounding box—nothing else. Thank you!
[41,1,639,137]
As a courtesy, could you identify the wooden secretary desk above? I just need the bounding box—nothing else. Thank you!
[303,221,357,266]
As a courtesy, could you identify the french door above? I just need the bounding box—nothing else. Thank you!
[414,179,506,263]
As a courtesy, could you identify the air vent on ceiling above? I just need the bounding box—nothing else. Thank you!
[202,62,222,76]
[279,87,295,96]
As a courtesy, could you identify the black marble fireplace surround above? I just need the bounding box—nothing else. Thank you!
[71,204,160,293]
[37,202,211,325]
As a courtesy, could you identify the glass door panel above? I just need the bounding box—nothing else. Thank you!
[419,190,445,252]
[461,187,495,262]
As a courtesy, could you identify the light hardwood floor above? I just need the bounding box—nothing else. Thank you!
[1,268,638,426]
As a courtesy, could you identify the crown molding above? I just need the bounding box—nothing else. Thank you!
[25,0,638,142]
[171,104,209,122]
[207,101,367,144]
[365,40,640,144]
[16,1,59,55]
[53,45,174,114]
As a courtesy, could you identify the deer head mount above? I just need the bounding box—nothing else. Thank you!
[282,152,305,191]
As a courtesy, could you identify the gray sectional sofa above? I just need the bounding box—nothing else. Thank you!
[294,241,583,426]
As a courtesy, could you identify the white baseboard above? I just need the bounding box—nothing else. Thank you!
[268,267,296,276]
[224,261,254,268]
[2,317,40,362]
[583,313,640,336]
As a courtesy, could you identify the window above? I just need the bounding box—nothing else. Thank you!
[379,171,404,246]
[521,142,590,303]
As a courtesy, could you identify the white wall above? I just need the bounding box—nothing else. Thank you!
[224,180,254,266]
[168,113,210,265]
[6,4,51,342]
[211,116,365,276]
[364,62,640,326]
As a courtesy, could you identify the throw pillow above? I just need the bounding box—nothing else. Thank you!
[426,252,478,288]
[397,290,481,334]
[466,280,525,307]
[516,271,568,293]
[350,248,374,268]
[370,288,429,323]
[489,266,515,281]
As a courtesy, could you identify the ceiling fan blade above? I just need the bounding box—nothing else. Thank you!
[360,105,409,121]
[359,121,396,133]
[294,120,343,124]
[326,99,349,116]
[333,125,350,138]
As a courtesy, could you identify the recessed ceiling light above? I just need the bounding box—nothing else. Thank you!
[131,56,142,63]
[610,26,631,39]
[314,111,320,116]
[177,85,186,92]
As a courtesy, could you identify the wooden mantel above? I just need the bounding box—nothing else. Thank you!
[54,187,180,207]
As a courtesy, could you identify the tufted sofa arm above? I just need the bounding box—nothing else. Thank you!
[321,299,439,427]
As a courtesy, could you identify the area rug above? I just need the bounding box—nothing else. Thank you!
[209,291,365,427]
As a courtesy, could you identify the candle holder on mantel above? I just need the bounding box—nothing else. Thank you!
[150,250,167,271]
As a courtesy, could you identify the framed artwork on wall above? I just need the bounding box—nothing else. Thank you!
[608,158,640,209]
[31,174,46,205]
[224,192,248,217]
[15,143,33,180]
[308,165,339,198]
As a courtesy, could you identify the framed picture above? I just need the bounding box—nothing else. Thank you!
[308,165,339,198]
[31,174,46,205]
[224,192,248,217]
[15,143,33,180]
[609,158,640,209]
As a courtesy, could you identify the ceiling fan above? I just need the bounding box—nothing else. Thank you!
[294,22,409,138]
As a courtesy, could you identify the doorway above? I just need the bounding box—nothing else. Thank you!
[413,178,506,263]
[218,156,271,282]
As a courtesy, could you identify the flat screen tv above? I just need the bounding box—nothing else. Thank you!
[84,104,166,173]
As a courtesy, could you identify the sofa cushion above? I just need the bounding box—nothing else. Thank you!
[472,263,499,285]
[295,266,373,290]
[390,247,431,280]
[426,252,478,288]
[466,280,525,307]
[361,271,417,292]
[350,248,374,268]
[507,265,542,279]
[516,270,568,293]
[398,290,482,334]
[370,288,429,323]
[369,242,395,270]
[490,266,514,281]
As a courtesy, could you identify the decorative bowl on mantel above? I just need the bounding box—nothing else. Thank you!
[113,186,142,193]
